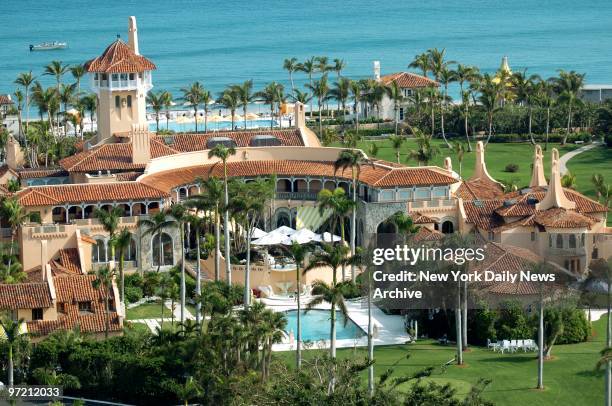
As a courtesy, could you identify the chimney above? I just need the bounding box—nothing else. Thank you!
[40,239,48,281]
[131,124,150,164]
[6,136,24,170]
[536,148,576,211]
[443,156,452,174]
[529,144,547,188]
[294,102,306,128]
[128,16,139,55]
[470,141,497,183]
[373,61,381,81]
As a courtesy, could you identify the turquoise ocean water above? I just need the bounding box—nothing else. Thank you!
[1,0,611,97]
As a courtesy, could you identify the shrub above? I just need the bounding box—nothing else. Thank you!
[494,301,534,340]
[470,306,498,345]
[338,281,361,299]
[556,308,590,344]
[125,286,144,304]
[504,163,519,173]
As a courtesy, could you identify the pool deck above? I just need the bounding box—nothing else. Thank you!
[261,295,411,352]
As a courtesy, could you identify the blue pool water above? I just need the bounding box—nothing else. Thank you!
[284,309,365,342]
[2,1,611,98]
[149,119,277,133]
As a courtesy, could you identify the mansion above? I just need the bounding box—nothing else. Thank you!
[0,17,609,338]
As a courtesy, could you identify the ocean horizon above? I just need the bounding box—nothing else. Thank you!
[2,0,611,99]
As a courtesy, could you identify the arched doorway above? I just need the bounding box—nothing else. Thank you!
[152,233,174,266]
[441,220,454,234]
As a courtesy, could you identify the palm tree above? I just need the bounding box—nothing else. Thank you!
[333,58,346,79]
[330,77,351,120]
[192,176,224,280]
[208,144,237,283]
[561,172,577,189]
[307,74,330,136]
[92,266,116,338]
[200,89,212,132]
[0,259,27,284]
[291,89,311,105]
[304,243,356,390]
[184,208,206,324]
[13,90,24,140]
[455,65,479,150]
[536,79,557,150]
[256,82,284,130]
[94,206,123,266]
[32,85,59,133]
[181,82,205,132]
[161,91,173,131]
[438,67,456,148]
[512,70,541,144]
[44,60,69,91]
[70,64,86,95]
[283,57,299,94]
[168,204,188,324]
[390,211,419,243]
[349,80,362,136]
[334,149,367,282]
[81,93,97,134]
[386,82,404,136]
[284,241,308,369]
[139,210,177,273]
[553,70,586,144]
[218,87,240,130]
[147,91,165,132]
[233,80,254,130]
[478,74,501,145]
[0,316,25,387]
[1,197,30,270]
[452,141,466,177]
[388,134,405,164]
[113,228,132,307]
[365,79,386,122]
[14,71,36,135]
[300,57,317,115]
[407,129,440,166]
[409,52,430,78]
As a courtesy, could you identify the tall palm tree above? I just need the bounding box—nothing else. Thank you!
[438,67,456,148]
[256,82,284,130]
[452,141,466,177]
[44,60,69,91]
[168,204,188,324]
[32,85,59,133]
[388,134,405,164]
[407,128,440,166]
[455,65,479,150]
[0,316,25,387]
[291,89,311,105]
[330,77,351,120]
[192,176,224,280]
[553,70,585,144]
[200,89,212,132]
[1,197,30,270]
[70,64,86,95]
[92,266,116,339]
[94,206,123,266]
[81,93,97,134]
[13,90,24,140]
[208,144,237,283]
[218,87,240,130]
[147,90,165,132]
[478,74,501,145]
[409,52,430,78]
[299,57,317,115]
[385,82,404,136]
[283,57,299,94]
[349,80,363,136]
[113,228,132,307]
[181,82,205,132]
[161,91,173,131]
[232,80,255,130]
[183,207,206,324]
[307,74,330,136]
[334,149,367,282]
[333,58,346,79]
[284,241,309,369]
[14,71,36,135]
[512,70,541,144]
[304,243,356,391]
[139,210,177,273]
[536,79,557,150]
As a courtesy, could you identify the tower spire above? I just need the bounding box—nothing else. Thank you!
[128,16,139,55]
[470,141,498,184]
[536,148,576,211]
[529,144,547,187]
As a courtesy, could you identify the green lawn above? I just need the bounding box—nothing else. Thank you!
[278,317,607,405]
[334,139,583,189]
[126,302,164,320]
[567,146,612,200]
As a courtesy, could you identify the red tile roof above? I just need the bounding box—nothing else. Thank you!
[380,72,438,88]
[18,167,68,179]
[17,182,168,206]
[85,39,156,73]
[413,227,444,242]
[532,208,597,229]
[0,94,13,105]
[50,248,83,275]
[462,200,505,230]
[0,283,53,309]
[140,160,457,193]
[456,179,504,200]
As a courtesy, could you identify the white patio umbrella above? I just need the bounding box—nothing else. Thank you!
[270,225,296,236]
[251,227,267,239]
[318,232,342,242]
[252,232,291,246]
[283,228,319,245]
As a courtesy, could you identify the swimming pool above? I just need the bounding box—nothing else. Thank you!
[284,309,365,342]
[149,119,277,133]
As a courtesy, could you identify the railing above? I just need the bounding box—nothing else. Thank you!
[547,246,586,256]
[276,191,319,201]
[408,198,454,210]
[0,228,12,238]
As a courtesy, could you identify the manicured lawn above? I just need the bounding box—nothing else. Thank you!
[278,317,607,405]
[566,145,612,200]
[332,139,580,188]
[126,302,164,320]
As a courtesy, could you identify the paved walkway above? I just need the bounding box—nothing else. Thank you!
[130,301,197,333]
[559,142,601,175]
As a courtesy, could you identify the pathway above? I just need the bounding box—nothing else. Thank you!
[130,301,196,333]
[559,142,601,175]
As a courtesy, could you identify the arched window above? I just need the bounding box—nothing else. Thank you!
[569,234,577,249]
[441,221,454,234]
[152,233,173,266]
[556,234,563,249]
[92,237,106,263]
[114,236,137,263]
[276,212,291,228]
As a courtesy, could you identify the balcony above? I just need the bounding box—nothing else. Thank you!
[276,191,320,201]
[547,246,586,257]
[91,74,152,92]
[408,198,455,210]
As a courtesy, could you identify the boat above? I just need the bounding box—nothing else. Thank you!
[29,41,68,51]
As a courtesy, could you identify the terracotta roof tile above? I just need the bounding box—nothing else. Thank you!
[85,39,156,73]
[17,182,168,206]
[413,227,444,242]
[0,95,13,105]
[18,167,68,179]
[115,171,142,181]
[27,312,122,336]
[533,208,597,229]
[168,129,304,151]
[456,179,504,200]
[380,72,438,88]
[462,200,505,230]
[0,282,53,309]
[52,248,82,275]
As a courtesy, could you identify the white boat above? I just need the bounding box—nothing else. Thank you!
[29,41,68,51]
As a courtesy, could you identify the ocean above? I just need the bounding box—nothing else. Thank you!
[2,0,611,98]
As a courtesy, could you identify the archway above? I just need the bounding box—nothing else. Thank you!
[441,220,454,234]
[152,232,173,266]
